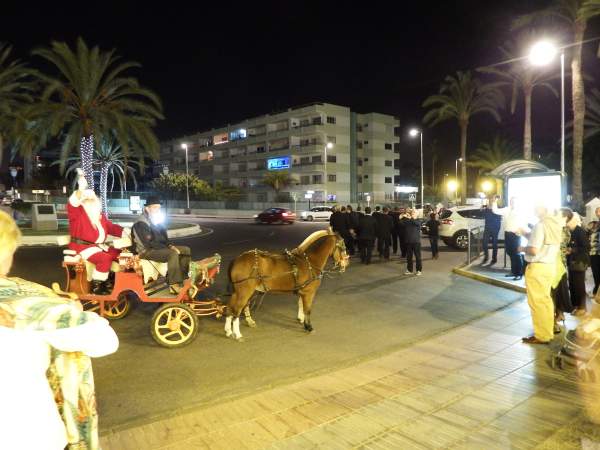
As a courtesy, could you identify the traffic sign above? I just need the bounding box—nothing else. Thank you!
[409,193,416,201]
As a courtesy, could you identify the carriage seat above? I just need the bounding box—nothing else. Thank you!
[113,235,169,283]
[59,236,122,282]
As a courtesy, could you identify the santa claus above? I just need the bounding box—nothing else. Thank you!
[68,168,129,294]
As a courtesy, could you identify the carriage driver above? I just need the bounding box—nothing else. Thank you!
[68,169,130,295]
[132,196,192,294]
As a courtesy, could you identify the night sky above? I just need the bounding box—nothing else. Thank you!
[5,1,600,180]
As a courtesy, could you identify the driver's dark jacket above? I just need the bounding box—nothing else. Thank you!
[132,213,171,254]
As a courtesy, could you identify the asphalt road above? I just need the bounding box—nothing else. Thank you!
[10,218,523,433]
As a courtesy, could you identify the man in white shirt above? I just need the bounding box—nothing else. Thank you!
[492,197,529,280]
[520,205,562,344]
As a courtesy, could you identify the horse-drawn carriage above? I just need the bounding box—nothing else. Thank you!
[52,235,224,348]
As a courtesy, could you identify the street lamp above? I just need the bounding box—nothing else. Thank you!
[481,180,493,193]
[181,143,190,212]
[324,142,334,203]
[447,180,458,202]
[455,158,463,204]
[529,40,565,173]
[409,129,424,209]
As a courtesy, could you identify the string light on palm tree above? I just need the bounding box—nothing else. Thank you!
[181,143,190,212]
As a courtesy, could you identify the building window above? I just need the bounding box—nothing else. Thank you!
[312,174,322,184]
[327,136,336,144]
[358,158,363,166]
[385,177,392,183]
[301,175,310,185]
[357,142,363,149]
[312,155,322,163]
[364,123,369,128]
[256,146,265,153]
[385,143,392,150]
[327,155,337,163]
[312,117,322,125]
[356,124,363,132]
[364,141,368,145]
[357,175,363,183]
[300,156,310,164]
[365,175,369,179]
[300,119,309,127]
[394,143,400,153]
[328,174,336,182]
[326,116,336,124]
[385,160,392,167]
[364,158,369,162]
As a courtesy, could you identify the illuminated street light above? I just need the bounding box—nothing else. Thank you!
[408,129,424,208]
[447,180,458,193]
[529,41,557,66]
[529,40,565,173]
[181,143,190,211]
[481,180,493,193]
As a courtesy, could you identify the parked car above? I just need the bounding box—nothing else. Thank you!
[439,206,505,250]
[254,208,296,224]
[300,206,333,221]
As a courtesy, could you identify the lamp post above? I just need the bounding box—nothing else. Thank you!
[447,180,458,205]
[181,143,190,212]
[409,129,424,209]
[324,142,333,203]
[529,40,565,173]
[455,157,463,204]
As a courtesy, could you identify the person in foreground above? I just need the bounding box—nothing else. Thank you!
[0,210,119,450]
[132,196,191,293]
[520,204,562,344]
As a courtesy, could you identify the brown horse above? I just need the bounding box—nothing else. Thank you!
[224,229,349,340]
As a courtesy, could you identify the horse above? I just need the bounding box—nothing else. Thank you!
[224,229,349,340]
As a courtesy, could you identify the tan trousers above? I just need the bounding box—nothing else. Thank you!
[525,262,555,342]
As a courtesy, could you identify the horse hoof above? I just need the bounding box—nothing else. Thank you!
[246,319,257,328]
[225,332,233,338]
[304,324,314,333]
[235,336,245,342]
[297,318,304,324]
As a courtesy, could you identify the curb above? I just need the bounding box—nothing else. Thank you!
[452,264,527,293]
[19,224,208,247]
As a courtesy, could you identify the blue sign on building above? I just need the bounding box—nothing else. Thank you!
[267,156,291,171]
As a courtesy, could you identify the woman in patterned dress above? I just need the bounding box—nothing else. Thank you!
[0,210,119,450]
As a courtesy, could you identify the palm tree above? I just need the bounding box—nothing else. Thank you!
[0,43,37,167]
[469,136,520,174]
[56,137,142,214]
[20,37,163,191]
[479,31,558,159]
[263,171,295,198]
[584,88,600,140]
[423,71,504,200]
[514,0,600,209]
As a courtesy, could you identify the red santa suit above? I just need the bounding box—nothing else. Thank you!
[67,176,125,282]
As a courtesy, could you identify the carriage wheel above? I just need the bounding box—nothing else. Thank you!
[103,293,131,320]
[81,300,101,314]
[151,303,199,348]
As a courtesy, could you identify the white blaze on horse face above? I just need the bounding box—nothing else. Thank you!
[225,316,233,337]
[297,298,305,322]
[233,317,242,339]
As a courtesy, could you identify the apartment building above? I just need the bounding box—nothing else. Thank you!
[158,102,400,203]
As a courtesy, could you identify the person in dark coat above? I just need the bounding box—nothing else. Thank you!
[357,206,378,264]
[565,210,590,316]
[372,206,382,253]
[397,209,408,258]
[403,209,423,275]
[329,206,354,256]
[346,205,359,256]
[377,207,394,260]
[482,204,502,265]
[390,207,401,255]
[425,212,440,259]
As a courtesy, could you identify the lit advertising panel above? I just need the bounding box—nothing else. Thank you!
[267,156,291,171]
[507,174,562,225]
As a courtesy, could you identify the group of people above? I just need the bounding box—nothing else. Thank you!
[480,197,599,344]
[328,205,443,276]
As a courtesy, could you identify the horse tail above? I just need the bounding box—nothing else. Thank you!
[227,258,236,294]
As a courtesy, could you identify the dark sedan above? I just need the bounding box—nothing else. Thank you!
[254,208,296,224]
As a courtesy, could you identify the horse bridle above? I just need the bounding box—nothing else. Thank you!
[323,236,349,275]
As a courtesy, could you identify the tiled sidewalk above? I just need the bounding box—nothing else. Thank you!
[100,300,599,449]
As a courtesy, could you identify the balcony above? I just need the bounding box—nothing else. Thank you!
[292,162,324,172]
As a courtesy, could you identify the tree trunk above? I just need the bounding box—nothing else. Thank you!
[571,21,586,211]
[459,121,468,204]
[100,163,109,216]
[23,153,32,187]
[523,86,533,160]
[80,134,95,191]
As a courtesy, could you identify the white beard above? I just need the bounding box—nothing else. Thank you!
[82,198,102,228]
